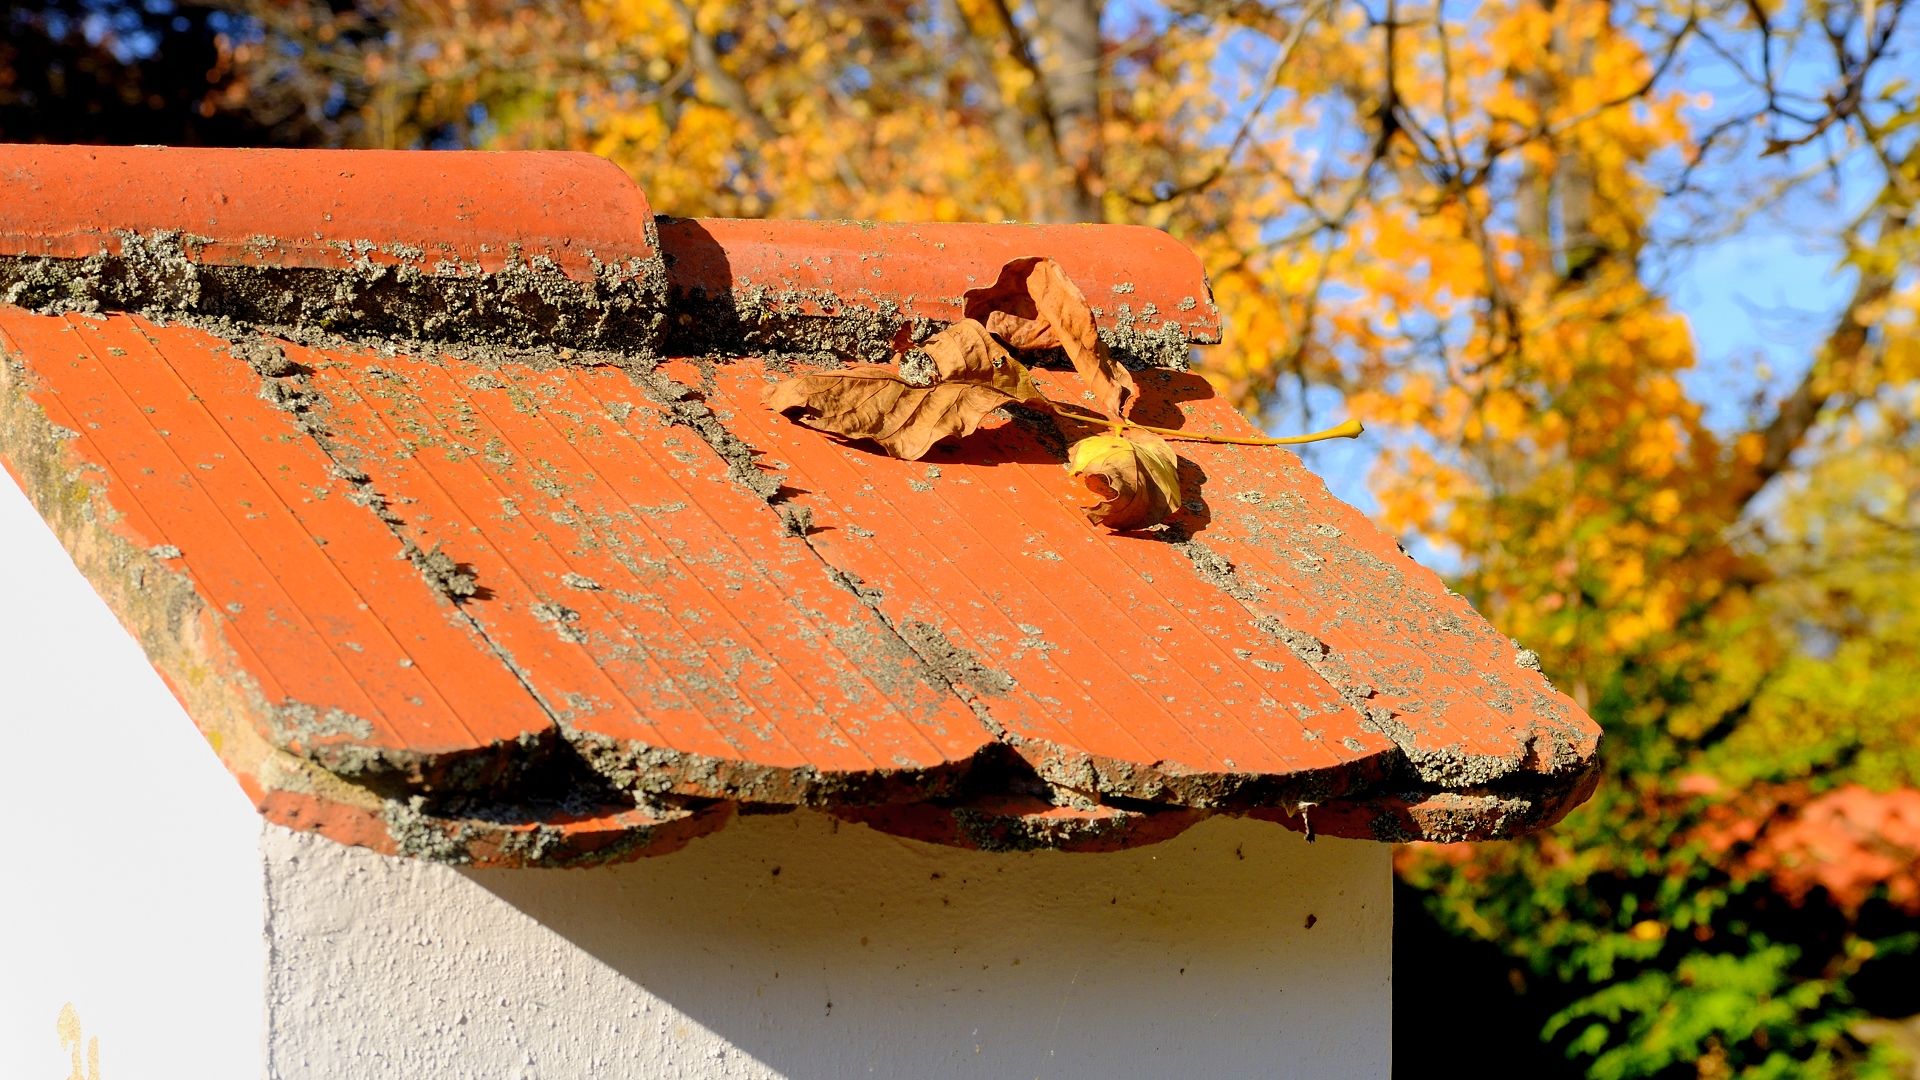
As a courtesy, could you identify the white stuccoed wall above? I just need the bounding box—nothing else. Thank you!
[0,471,266,1079]
[263,814,1390,1079]
[4,468,1393,1080]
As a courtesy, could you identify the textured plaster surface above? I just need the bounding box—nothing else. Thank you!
[263,812,1391,1079]
[0,469,265,1079]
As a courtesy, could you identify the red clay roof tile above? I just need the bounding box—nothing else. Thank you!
[0,145,655,278]
[0,145,1599,866]
[657,217,1221,344]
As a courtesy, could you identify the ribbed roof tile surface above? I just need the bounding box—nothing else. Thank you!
[0,145,1599,865]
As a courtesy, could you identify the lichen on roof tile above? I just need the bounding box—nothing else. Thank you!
[0,144,1600,866]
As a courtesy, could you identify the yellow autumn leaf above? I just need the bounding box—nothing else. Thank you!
[1066,431,1182,532]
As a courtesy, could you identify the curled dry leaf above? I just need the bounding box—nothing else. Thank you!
[1066,430,1182,531]
[762,319,1047,460]
[983,310,1059,350]
[965,256,1138,421]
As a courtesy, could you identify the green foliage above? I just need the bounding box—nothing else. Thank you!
[1408,398,1920,1072]
[1547,943,1852,1080]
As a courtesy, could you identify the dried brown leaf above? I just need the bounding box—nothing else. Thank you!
[920,318,1048,400]
[763,319,1045,460]
[984,310,1060,350]
[965,256,1138,420]
[961,257,1043,322]
[1065,430,1182,531]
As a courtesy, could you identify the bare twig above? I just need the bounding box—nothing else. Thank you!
[1124,0,1333,205]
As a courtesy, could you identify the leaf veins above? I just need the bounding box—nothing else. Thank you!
[761,318,1047,460]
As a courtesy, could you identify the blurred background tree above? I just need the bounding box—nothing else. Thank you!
[5,0,1917,1074]
[0,0,277,142]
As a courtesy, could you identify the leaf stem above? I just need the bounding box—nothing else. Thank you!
[1133,416,1365,445]
[1050,404,1364,446]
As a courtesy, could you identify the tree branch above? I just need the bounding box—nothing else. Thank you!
[668,0,778,143]
[947,0,1053,220]
[1734,203,1910,506]
[1122,0,1332,206]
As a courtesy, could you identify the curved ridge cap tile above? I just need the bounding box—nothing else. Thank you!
[657,217,1222,344]
[0,145,657,279]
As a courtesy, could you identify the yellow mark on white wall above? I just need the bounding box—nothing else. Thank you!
[56,1003,100,1080]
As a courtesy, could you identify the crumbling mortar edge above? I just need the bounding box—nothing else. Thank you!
[1162,525,1596,836]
